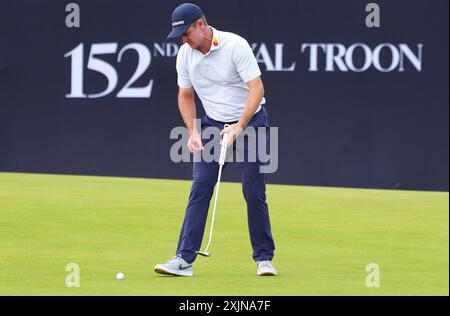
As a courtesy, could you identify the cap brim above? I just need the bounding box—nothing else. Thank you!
[167,26,189,39]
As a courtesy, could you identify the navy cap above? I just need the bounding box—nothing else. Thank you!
[167,3,204,39]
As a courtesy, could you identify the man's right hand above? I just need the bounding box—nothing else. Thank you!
[188,130,204,153]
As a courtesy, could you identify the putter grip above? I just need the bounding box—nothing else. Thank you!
[219,133,228,165]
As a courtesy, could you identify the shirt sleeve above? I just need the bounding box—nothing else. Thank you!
[176,46,193,89]
[232,39,262,83]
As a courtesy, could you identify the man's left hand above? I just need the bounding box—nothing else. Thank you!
[220,123,244,147]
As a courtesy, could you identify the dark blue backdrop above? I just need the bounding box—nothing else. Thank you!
[0,0,448,191]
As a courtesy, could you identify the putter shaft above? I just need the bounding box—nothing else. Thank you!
[198,125,230,257]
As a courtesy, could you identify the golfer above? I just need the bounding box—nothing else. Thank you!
[155,3,277,277]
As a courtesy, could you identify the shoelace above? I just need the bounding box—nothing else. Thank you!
[167,256,182,264]
[258,261,272,268]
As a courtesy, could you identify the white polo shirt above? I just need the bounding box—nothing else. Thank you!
[176,26,265,122]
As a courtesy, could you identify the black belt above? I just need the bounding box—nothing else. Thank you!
[215,105,266,125]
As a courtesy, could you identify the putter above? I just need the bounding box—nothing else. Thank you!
[197,124,230,257]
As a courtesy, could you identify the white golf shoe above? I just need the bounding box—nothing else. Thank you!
[257,261,277,276]
[154,256,194,277]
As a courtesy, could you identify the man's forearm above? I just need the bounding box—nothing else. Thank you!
[179,96,197,135]
[237,85,264,130]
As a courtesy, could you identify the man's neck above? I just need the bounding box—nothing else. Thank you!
[197,26,213,55]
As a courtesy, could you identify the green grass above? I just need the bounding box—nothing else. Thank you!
[0,172,448,296]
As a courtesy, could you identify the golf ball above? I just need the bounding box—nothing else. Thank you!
[116,272,125,281]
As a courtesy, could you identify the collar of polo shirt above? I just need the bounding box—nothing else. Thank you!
[205,27,221,55]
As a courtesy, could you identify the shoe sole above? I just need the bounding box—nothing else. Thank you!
[154,265,193,277]
[257,270,277,276]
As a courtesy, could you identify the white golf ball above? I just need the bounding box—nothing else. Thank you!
[116,272,125,281]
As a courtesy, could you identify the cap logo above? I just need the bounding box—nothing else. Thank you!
[172,20,185,27]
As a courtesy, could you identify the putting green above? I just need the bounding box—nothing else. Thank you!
[0,172,448,296]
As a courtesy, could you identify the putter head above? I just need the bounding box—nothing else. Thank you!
[197,251,211,257]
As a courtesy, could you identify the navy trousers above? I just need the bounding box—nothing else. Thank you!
[176,107,276,264]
